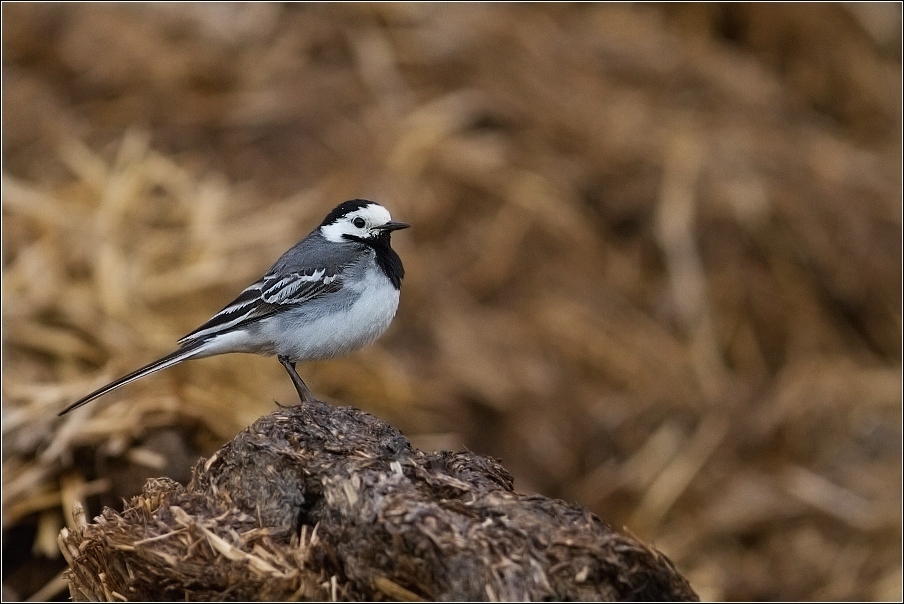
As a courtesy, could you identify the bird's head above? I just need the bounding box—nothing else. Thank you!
[319,199,409,244]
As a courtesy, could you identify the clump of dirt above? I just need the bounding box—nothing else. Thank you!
[61,400,698,602]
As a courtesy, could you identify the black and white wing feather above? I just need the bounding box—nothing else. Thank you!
[179,267,343,344]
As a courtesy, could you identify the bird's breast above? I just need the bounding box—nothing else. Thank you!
[261,266,401,362]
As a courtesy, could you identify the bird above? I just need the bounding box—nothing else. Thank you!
[59,199,409,415]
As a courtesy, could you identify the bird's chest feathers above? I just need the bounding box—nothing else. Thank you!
[264,266,400,361]
[339,267,401,340]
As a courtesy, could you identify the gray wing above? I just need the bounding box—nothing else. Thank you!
[179,234,362,345]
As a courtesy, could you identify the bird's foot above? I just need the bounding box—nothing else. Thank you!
[278,355,315,405]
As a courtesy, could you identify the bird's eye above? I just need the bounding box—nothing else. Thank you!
[353,217,366,228]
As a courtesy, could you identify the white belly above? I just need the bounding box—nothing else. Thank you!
[259,267,400,361]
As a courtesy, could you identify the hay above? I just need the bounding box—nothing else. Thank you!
[3,3,901,601]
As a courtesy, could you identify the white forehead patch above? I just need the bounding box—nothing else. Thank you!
[320,203,393,243]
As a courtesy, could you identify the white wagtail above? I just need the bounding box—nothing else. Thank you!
[59,199,409,415]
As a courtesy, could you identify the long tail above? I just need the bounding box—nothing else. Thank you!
[58,343,207,416]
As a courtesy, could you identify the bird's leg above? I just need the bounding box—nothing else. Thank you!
[278,355,314,404]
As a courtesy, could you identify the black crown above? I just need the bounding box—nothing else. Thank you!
[319,199,376,227]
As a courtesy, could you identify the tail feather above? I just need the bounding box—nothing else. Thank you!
[59,344,205,416]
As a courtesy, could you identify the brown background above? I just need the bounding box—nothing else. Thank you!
[2,4,901,601]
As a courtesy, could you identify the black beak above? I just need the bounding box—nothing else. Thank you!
[378,221,410,232]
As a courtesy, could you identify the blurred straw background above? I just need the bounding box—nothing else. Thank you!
[2,3,901,601]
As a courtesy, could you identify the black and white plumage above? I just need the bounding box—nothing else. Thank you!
[59,199,409,415]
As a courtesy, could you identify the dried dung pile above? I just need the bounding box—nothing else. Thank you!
[60,400,698,601]
[3,3,901,601]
